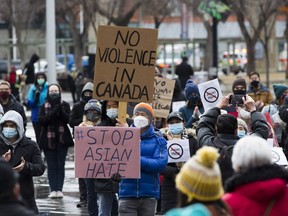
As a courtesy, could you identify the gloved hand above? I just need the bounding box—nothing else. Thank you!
[110,173,122,182]
[35,91,40,103]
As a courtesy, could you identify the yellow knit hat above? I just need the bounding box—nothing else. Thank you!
[175,146,224,202]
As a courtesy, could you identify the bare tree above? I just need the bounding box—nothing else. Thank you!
[56,0,95,71]
[0,0,44,61]
[142,0,175,29]
[226,0,285,73]
[94,0,142,26]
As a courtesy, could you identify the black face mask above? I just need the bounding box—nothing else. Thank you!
[233,89,246,95]
[48,93,60,103]
[82,96,92,103]
[251,80,259,88]
[86,111,100,122]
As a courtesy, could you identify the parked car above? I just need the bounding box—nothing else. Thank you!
[219,51,247,75]
[34,59,66,74]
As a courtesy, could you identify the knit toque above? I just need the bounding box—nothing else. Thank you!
[133,102,154,123]
[184,79,199,100]
[175,146,224,202]
[273,84,288,99]
[232,77,246,92]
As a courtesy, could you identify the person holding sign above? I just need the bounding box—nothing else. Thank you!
[38,83,74,199]
[118,102,168,216]
[179,79,204,128]
[159,111,198,214]
[79,99,102,216]
[223,136,288,216]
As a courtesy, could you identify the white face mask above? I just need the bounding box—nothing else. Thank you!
[107,108,118,119]
[134,116,149,128]
[239,108,251,120]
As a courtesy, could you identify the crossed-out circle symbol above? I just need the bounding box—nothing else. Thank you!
[168,143,183,159]
[271,150,280,163]
[204,87,219,103]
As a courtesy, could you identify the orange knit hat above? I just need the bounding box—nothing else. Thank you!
[133,102,154,122]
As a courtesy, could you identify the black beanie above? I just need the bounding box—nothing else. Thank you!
[232,78,246,92]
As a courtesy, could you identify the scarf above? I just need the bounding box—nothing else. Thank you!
[44,102,65,149]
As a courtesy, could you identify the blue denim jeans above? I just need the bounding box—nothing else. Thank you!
[119,197,157,216]
[85,178,98,216]
[98,192,114,216]
[44,146,68,192]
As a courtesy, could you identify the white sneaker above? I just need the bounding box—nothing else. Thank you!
[48,191,57,198]
[56,191,64,198]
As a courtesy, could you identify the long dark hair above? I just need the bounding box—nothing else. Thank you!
[177,192,231,216]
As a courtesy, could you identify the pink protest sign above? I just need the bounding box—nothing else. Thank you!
[74,126,140,179]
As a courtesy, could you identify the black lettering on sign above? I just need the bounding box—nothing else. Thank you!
[114,30,140,46]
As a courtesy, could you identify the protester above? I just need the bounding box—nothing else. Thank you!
[237,118,248,138]
[79,99,102,216]
[7,66,20,101]
[166,146,230,216]
[118,102,168,216]
[0,159,37,216]
[175,55,194,91]
[21,53,39,105]
[196,94,269,183]
[159,111,198,214]
[179,79,204,128]
[69,82,93,207]
[223,136,288,216]
[0,110,45,213]
[74,72,86,102]
[0,81,27,129]
[38,83,73,199]
[247,71,273,111]
[26,72,48,144]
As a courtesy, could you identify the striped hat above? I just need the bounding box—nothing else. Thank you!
[175,146,224,202]
[133,102,154,123]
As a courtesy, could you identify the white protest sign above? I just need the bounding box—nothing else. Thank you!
[271,147,288,166]
[172,101,186,112]
[167,139,190,163]
[198,79,223,111]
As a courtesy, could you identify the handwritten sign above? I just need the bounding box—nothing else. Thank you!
[93,25,158,103]
[172,101,186,112]
[152,77,175,118]
[74,126,141,178]
[167,139,190,163]
[198,79,223,111]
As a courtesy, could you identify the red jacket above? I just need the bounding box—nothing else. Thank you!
[223,165,288,216]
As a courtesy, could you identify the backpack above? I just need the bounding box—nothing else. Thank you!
[217,145,235,185]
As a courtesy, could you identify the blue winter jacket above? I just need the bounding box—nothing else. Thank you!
[27,83,48,122]
[119,124,168,199]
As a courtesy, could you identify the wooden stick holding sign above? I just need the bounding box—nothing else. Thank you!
[118,102,127,124]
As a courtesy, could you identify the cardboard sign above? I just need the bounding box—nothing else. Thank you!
[93,25,158,103]
[172,101,186,112]
[198,79,223,111]
[271,147,288,166]
[167,139,190,163]
[74,126,141,178]
[152,77,175,118]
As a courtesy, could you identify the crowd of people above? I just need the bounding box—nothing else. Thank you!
[1,54,288,216]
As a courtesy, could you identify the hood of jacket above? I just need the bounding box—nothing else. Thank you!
[81,82,93,97]
[29,53,40,64]
[0,110,24,146]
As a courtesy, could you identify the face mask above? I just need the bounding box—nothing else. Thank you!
[251,80,259,88]
[0,91,10,100]
[82,96,92,103]
[233,89,246,95]
[107,108,118,119]
[49,93,60,103]
[134,116,149,128]
[169,122,183,135]
[37,78,45,85]
[239,108,251,120]
[154,120,162,129]
[237,130,246,138]
[86,111,100,122]
[2,127,18,139]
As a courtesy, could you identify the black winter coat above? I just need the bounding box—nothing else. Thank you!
[0,137,45,213]
[38,100,74,150]
[69,100,85,136]
[0,201,37,216]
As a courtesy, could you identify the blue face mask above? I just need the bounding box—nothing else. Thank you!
[107,108,118,119]
[2,127,18,139]
[169,123,183,135]
[238,130,246,138]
